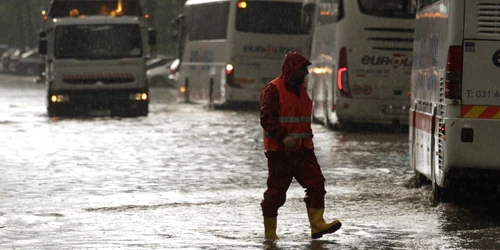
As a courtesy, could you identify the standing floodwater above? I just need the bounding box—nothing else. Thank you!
[1,75,500,249]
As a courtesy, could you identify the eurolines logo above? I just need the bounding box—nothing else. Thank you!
[361,53,412,68]
[243,44,302,56]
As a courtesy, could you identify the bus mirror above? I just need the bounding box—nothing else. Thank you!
[170,23,179,40]
[301,3,315,33]
[148,28,157,46]
[303,2,315,13]
[171,14,185,41]
[39,39,47,55]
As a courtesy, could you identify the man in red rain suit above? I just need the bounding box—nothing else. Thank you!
[260,51,342,242]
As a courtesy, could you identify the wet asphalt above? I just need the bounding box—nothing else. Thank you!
[1,74,500,249]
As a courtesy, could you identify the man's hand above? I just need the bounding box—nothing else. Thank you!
[282,136,295,148]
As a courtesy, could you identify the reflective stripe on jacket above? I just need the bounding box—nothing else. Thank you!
[263,77,314,151]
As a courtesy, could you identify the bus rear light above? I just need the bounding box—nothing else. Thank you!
[225,63,240,88]
[337,47,352,98]
[225,64,234,75]
[445,46,463,99]
[237,1,248,8]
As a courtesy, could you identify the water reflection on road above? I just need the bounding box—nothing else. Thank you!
[1,75,499,249]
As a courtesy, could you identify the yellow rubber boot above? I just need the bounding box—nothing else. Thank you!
[263,217,279,242]
[307,208,342,239]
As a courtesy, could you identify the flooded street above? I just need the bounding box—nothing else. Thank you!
[1,74,500,249]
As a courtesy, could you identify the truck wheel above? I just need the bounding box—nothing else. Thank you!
[47,105,57,117]
[136,104,148,117]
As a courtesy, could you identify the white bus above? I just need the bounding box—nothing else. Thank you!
[303,0,415,129]
[176,0,311,106]
[410,0,500,204]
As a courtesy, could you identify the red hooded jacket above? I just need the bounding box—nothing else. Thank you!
[260,52,314,151]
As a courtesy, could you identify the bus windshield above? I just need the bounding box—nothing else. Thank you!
[236,1,307,34]
[54,24,142,59]
[186,2,230,41]
[357,0,415,18]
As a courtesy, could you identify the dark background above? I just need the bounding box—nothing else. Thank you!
[0,0,186,56]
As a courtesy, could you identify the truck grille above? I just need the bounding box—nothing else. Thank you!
[63,73,135,85]
[477,3,500,35]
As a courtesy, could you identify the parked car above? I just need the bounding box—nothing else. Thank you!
[7,48,23,73]
[12,49,40,76]
[1,47,18,73]
[0,44,8,72]
[146,56,176,88]
[168,58,180,84]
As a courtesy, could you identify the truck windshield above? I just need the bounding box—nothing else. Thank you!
[236,1,307,34]
[54,24,142,59]
[357,0,415,18]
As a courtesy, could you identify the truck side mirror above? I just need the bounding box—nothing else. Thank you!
[148,28,157,46]
[39,39,47,55]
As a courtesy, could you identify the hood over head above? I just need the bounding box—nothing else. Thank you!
[280,51,311,84]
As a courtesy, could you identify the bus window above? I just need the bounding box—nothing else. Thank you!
[186,2,230,41]
[318,0,344,25]
[236,1,306,34]
[417,0,440,9]
[357,0,416,18]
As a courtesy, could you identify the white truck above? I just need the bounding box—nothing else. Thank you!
[39,0,155,117]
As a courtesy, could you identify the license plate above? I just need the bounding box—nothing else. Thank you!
[89,109,111,116]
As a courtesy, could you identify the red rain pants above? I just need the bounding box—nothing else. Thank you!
[261,148,326,218]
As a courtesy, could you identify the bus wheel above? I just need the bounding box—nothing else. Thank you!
[338,119,353,131]
[208,78,214,110]
[322,84,334,129]
[311,87,320,123]
[323,100,333,129]
[430,180,441,207]
[184,78,190,103]
[413,170,427,188]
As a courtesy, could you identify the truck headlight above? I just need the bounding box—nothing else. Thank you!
[130,93,148,101]
[50,95,69,103]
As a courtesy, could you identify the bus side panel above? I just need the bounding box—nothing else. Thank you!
[411,0,453,183]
